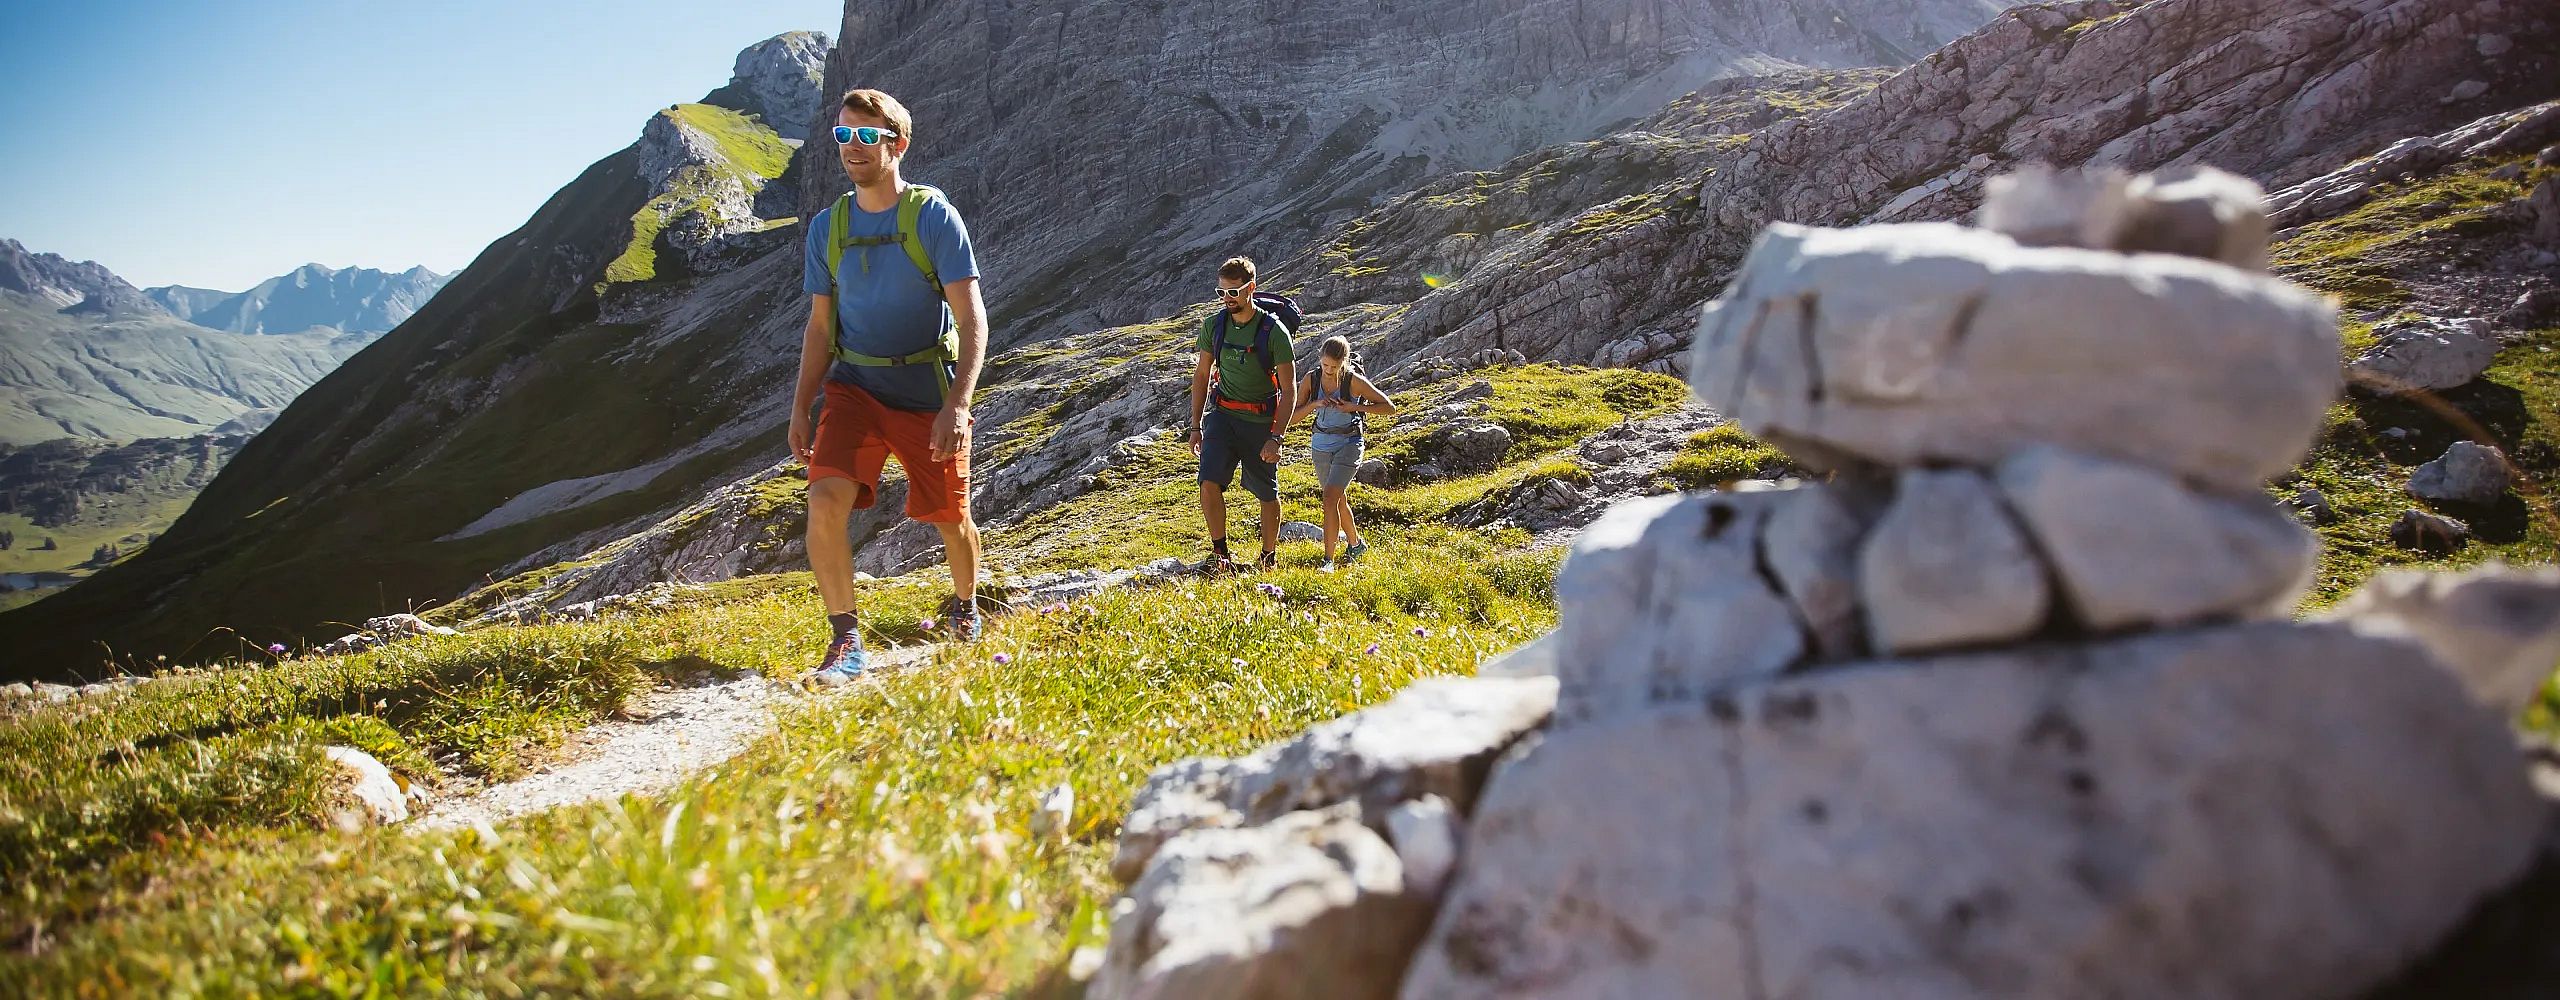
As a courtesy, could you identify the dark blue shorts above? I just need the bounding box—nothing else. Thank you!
[1198,409,1278,502]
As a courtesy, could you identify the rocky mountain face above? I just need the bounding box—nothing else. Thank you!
[791,0,2019,340]
[148,263,451,335]
[0,3,2028,676]
[704,30,829,137]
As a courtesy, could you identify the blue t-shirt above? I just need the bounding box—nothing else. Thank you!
[801,185,980,412]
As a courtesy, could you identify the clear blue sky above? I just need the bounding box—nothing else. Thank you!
[0,0,840,291]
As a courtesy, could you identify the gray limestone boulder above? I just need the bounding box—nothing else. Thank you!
[1978,164,2269,270]
[2349,317,2499,395]
[1995,446,2315,630]
[1093,806,1434,1000]
[1402,621,2545,999]
[2327,562,2560,717]
[1550,493,1808,718]
[1858,469,2050,655]
[1110,676,1557,882]
[2408,440,2515,505]
[1431,421,1513,473]
[2392,508,2473,553]
[1690,221,2340,495]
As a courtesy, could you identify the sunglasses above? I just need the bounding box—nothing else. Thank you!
[832,125,901,146]
[1214,285,1250,299]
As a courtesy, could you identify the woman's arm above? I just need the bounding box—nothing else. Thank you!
[1288,371,1320,428]
[1348,374,1397,415]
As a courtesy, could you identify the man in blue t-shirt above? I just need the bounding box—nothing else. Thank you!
[789,88,990,685]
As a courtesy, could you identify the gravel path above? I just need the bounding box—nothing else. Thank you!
[416,644,939,831]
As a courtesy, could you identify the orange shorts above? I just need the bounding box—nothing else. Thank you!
[808,380,971,524]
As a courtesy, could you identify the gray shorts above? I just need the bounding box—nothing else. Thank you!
[1311,441,1364,490]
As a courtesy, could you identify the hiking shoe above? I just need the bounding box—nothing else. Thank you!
[807,630,871,687]
[1342,541,1369,564]
[940,595,984,642]
[1190,552,1236,577]
[1319,561,1337,574]
[1257,551,1278,573]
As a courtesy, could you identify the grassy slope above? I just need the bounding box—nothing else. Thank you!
[1,528,1553,995]
[604,104,794,286]
[2269,147,2560,607]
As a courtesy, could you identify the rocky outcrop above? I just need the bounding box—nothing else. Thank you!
[1304,0,2556,377]
[1100,165,2560,998]
[720,31,829,134]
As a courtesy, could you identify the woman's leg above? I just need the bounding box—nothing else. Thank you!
[1321,484,1344,562]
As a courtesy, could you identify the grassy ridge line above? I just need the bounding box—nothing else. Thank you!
[604,103,795,286]
[2,527,1555,995]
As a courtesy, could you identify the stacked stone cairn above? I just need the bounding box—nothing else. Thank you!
[1091,166,2560,999]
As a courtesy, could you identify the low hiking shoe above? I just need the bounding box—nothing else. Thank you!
[1190,552,1236,577]
[808,631,871,687]
[1257,551,1278,573]
[1342,541,1369,564]
[941,596,984,642]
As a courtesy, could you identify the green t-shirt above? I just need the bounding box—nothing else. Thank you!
[1197,309,1283,424]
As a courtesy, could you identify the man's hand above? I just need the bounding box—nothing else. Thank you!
[790,414,814,463]
[1259,438,1281,464]
[930,402,973,463]
[1189,426,1203,457]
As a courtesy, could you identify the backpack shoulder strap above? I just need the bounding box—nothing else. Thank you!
[823,191,855,293]
[896,184,943,296]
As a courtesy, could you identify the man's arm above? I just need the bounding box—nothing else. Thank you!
[1267,358,1295,432]
[929,277,988,461]
[790,294,834,460]
[942,277,988,406]
[1189,352,1215,438]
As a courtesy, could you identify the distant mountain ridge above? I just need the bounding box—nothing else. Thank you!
[147,263,450,335]
[0,238,165,316]
[0,242,408,445]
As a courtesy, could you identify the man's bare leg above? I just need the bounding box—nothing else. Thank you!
[936,517,980,603]
[1258,498,1281,558]
[1200,480,1229,545]
[808,477,862,614]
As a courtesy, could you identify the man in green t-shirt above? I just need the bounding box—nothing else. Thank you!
[1187,256,1294,574]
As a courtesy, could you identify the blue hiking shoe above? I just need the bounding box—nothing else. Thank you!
[1342,541,1369,565]
[808,629,871,687]
[941,595,984,643]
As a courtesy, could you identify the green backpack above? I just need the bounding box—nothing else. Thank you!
[824,184,957,393]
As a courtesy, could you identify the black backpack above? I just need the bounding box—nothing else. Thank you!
[1211,292,1301,415]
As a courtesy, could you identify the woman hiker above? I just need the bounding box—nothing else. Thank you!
[1289,335,1397,571]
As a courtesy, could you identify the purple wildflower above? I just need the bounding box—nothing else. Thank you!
[920,618,939,632]
[993,652,1013,665]
[1364,642,1380,656]
[1413,626,1431,638]
[267,643,289,655]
